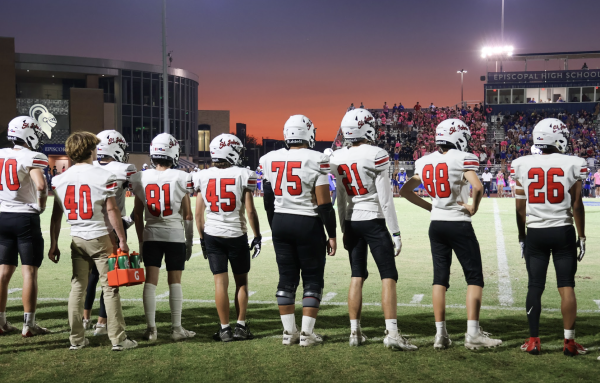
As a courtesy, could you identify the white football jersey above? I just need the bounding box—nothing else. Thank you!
[259,148,330,217]
[414,149,480,222]
[0,147,48,214]
[511,153,587,228]
[93,161,137,217]
[129,169,193,242]
[330,145,390,220]
[193,166,257,238]
[52,164,117,240]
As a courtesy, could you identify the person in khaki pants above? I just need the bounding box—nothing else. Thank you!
[48,132,137,351]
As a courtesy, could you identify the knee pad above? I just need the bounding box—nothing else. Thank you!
[302,286,322,308]
[275,290,295,306]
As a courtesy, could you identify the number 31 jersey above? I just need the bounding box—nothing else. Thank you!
[511,153,587,228]
[193,166,257,238]
[129,169,193,242]
[259,148,330,217]
[414,149,479,222]
[0,147,48,214]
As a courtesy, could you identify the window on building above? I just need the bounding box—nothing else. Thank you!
[499,89,511,104]
[143,77,151,106]
[582,87,594,102]
[512,89,524,103]
[122,76,131,105]
[568,87,581,102]
[486,89,498,104]
[132,77,141,105]
[526,88,539,103]
[552,87,566,102]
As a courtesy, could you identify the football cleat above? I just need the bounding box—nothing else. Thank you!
[142,326,158,342]
[563,339,587,357]
[233,323,254,341]
[171,327,196,341]
[112,338,138,351]
[433,334,452,350]
[0,321,18,335]
[213,326,234,342]
[93,323,107,336]
[82,319,91,330]
[69,338,90,351]
[349,329,368,346]
[282,325,300,346]
[383,330,418,351]
[299,331,323,347]
[520,337,541,355]
[464,327,502,350]
[22,323,50,338]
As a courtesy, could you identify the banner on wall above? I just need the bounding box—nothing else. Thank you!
[487,70,600,84]
[42,144,66,155]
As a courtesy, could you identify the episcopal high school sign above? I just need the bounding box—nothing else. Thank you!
[487,69,600,84]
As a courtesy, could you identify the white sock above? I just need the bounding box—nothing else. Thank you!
[435,321,447,336]
[0,312,6,326]
[280,314,295,334]
[221,323,230,329]
[169,283,183,330]
[350,319,359,331]
[301,316,316,335]
[564,329,575,340]
[467,320,479,337]
[385,319,398,337]
[24,312,35,327]
[143,283,157,328]
[237,320,246,327]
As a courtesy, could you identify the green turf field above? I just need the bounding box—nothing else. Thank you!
[1,197,599,382]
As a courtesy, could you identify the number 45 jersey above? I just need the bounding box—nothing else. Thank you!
[259,148,330,216]
[511,153,587,228]
[192,166,257,237]
[129,169,193,242]
[414,149,479,222]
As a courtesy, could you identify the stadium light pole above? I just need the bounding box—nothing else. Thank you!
[501,0,504,42]
[162,0,170,134]
[457,69,467,107]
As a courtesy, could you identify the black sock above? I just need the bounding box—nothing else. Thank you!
[525,286,544,337]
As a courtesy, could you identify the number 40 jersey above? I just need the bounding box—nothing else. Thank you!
[192,166,257,238]
[511,153,587,228]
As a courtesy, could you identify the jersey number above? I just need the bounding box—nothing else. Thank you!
[64,185,93,220]
[0,159,20,191]
[205,178,236,212]
[272,161,302,196]
[337,164,368,196]
[145,184,173,217]
[527,167,565,204]
[422,163,451,198]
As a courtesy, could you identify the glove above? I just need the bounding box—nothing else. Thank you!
[186,242,193,261]
[519,236,526,259]
[249,236,262,259]
[578,237,586,262]
[392,233,402,257]
[200,238,207,259]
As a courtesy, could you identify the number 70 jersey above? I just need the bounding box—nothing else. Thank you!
[511,153,587,228]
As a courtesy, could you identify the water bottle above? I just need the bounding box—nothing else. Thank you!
[129,252,140,269]
[108,255,117,271]
[117,250,129,269]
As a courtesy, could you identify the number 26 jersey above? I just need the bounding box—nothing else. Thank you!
[129,169,193,242]
[511,153,587,228]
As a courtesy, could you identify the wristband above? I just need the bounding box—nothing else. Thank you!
[393,232,401,237]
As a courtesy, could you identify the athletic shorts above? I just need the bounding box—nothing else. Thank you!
[204,233,250,275]
[257,182,262,191]
[142,241,186,271]
[428,221,484,289]
[344,219,398,281]
[393,154,399,161]
[525,225,577,289]
[0,212,44,268]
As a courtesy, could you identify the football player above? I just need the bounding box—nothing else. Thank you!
[400,119,502,350]
[194,134,261,342]
[83,130,137,336]
[331,109,416,351]
[259,115,336,347]
[0,116,50,337]
[130,133,195,342]
[48,131,137,351]
[397,168,407,197]
[512,118,588,356]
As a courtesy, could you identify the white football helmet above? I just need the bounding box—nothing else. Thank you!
[341,109,376,143]
[532,118,569,153]
[283,115,316,148]
[209,134,244,165]
[435,119,472,152]
[149,133,180,168]
[7,116,48,151]
[97,130,129,163]
[400,168,405,173]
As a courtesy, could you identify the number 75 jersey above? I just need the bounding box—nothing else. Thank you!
[511,153,587,228]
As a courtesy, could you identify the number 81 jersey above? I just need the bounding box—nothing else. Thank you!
[511,153,587,228]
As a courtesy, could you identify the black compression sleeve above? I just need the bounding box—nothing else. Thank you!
[316,202,337,238]
[263,181,275,228]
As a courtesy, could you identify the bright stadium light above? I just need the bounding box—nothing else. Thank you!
[481,45,514,58]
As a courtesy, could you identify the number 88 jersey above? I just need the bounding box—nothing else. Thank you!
[414,149,479,222]
[192,166,257,238]
[511,153,587,228]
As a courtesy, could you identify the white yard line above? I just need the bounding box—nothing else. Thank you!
[594,300,600,309]
[409,294,424,304]
[155,291,170,299]
[8,288,22,294]
[248,291,257,297]
[322,292,337,302]
[493,200,514,306]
